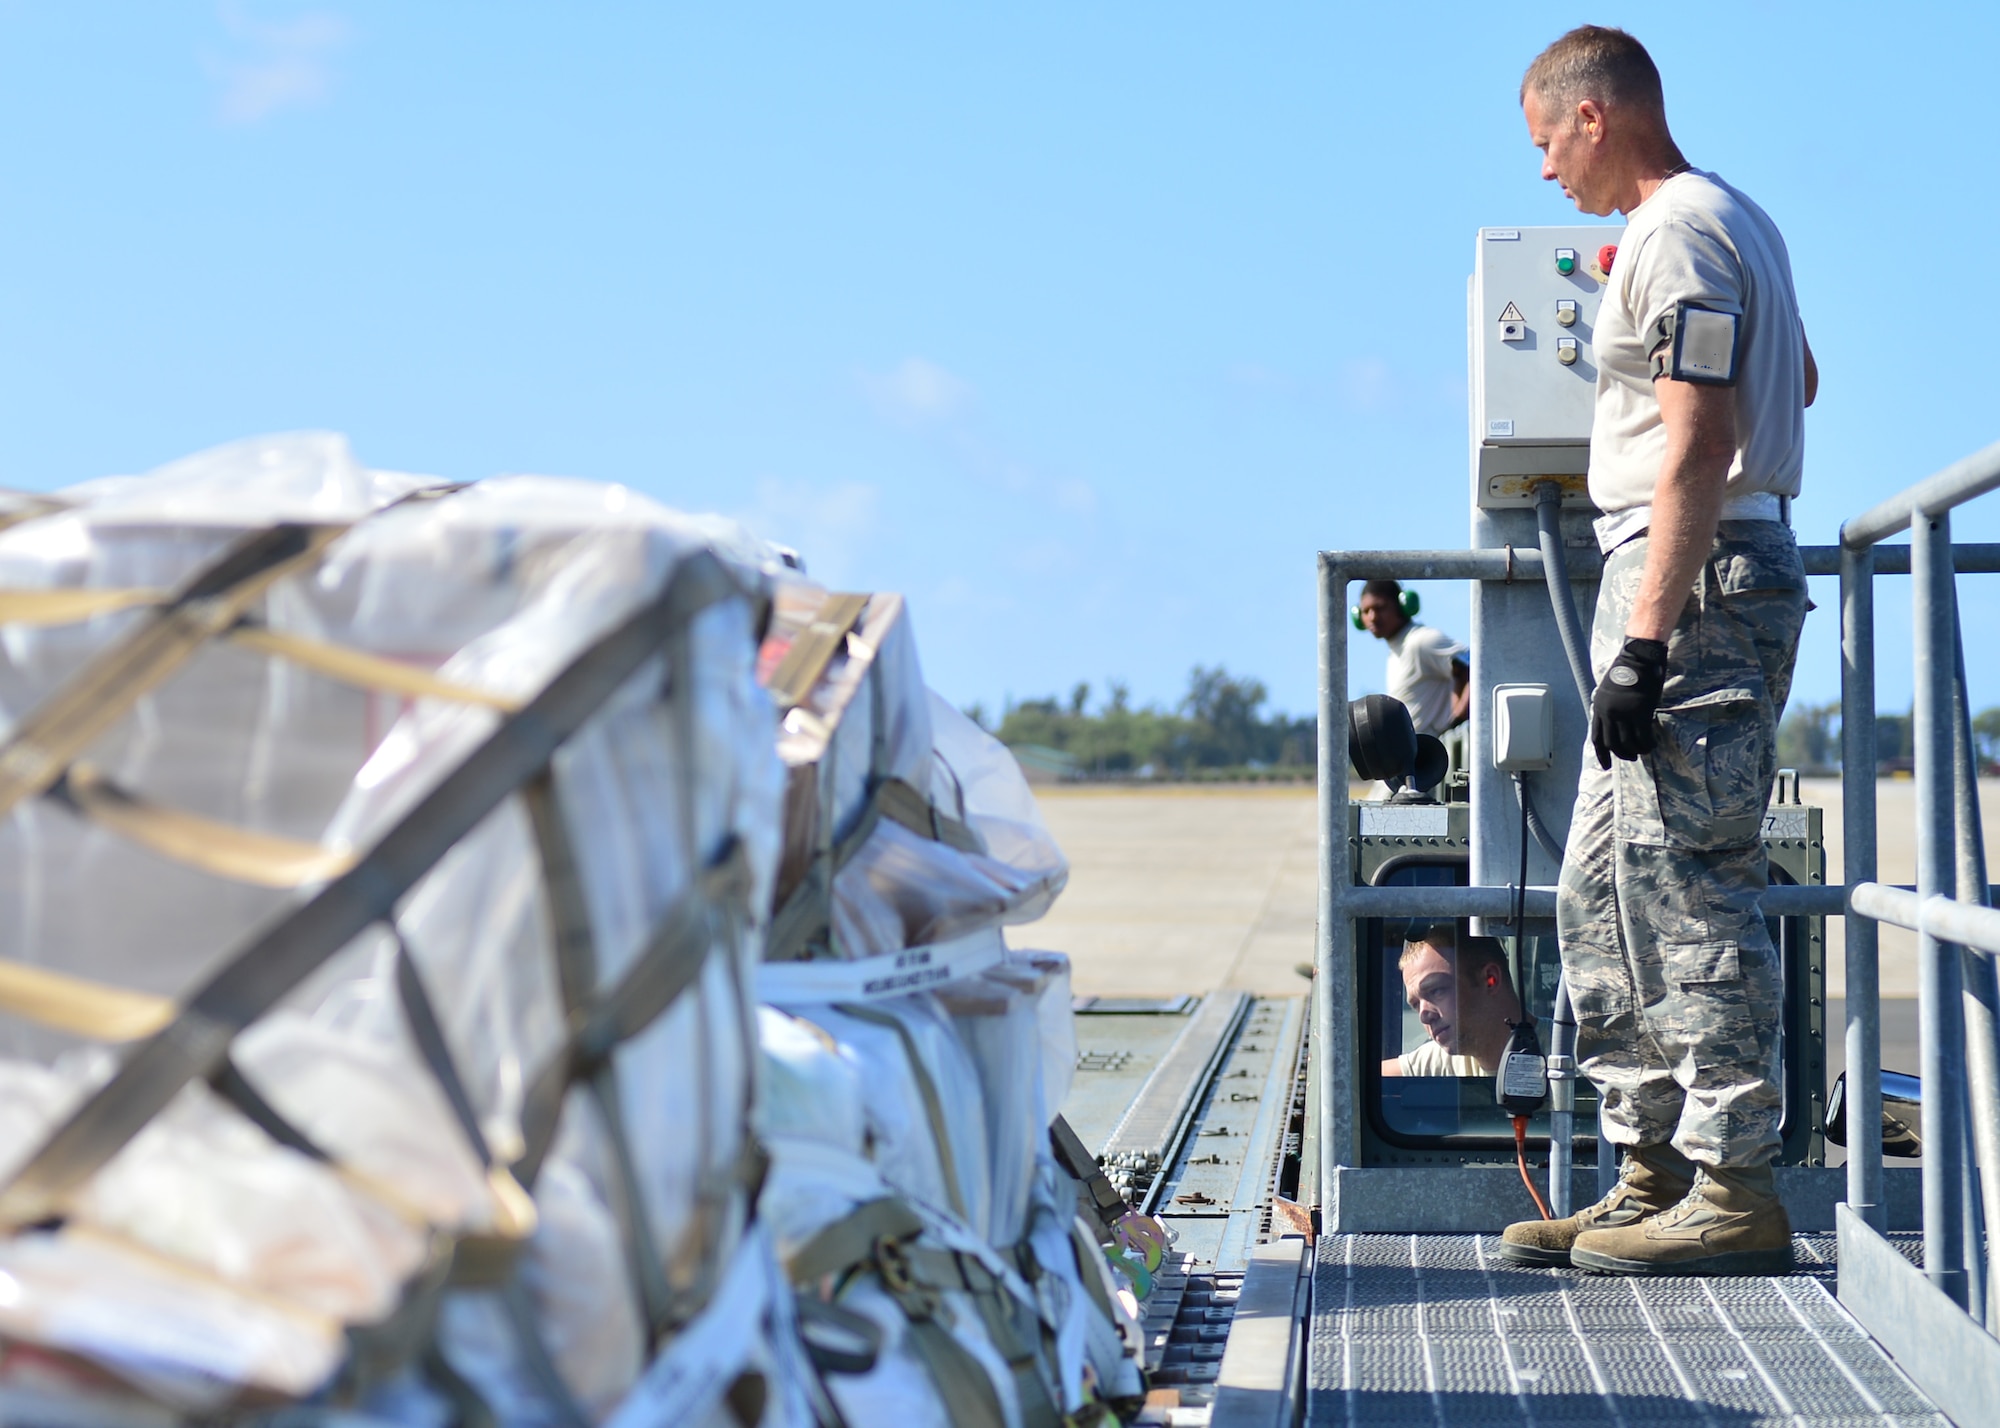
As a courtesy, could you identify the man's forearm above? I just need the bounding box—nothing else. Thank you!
[1626,453,1727,641]
[1625,386,1735,643]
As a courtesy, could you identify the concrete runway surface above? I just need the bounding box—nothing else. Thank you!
[1013,778,2000,1004]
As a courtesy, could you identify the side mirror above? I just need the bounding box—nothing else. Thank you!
[1824,1069,1923,1159]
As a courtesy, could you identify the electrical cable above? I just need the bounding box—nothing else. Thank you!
[1513,1115,1552,1220]
[1534,481,1595,710]
[1511,773,1531,939]
[1516,774,1566,866]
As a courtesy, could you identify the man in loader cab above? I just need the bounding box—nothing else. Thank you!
[1500,26,1816,1277]
[1382,925,1525,1078]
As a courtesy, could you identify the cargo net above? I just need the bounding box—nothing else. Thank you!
[0,434,1148,1427]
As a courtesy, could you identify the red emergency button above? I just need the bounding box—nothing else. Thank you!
[1598,244,1619,274]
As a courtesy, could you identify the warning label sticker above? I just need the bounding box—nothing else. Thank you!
[1498,301,1525,322]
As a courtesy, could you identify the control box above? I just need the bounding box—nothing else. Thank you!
[1490,683,1554,772]
[1469,224,1623,508]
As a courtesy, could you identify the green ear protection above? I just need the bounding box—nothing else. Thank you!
[1351,588,1420,631]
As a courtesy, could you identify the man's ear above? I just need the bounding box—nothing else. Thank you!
[1575,98,1605,143]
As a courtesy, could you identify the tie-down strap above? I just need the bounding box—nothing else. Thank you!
[786,1197,1066,1428]
[0,521,352,820]
[0,549,745,1232]
[764,774,987,963]
[765,592,872,713]
[0,489,526,891]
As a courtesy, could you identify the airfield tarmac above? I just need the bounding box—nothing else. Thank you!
[1014,777,2000,1101]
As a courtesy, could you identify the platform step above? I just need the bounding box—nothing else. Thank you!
[1306,1232,1948,1426]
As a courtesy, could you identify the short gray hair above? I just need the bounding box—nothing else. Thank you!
[1521,25,1665,118]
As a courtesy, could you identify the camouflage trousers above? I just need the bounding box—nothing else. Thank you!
[1559,520,1807,1169]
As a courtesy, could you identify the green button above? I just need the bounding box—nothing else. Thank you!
[1555,253,1576,275]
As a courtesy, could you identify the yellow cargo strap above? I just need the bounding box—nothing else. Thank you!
[0,550,742,1233]
[0,592,516,707]
[228,625,523,711]
[0,482,473,825]
[0,522,350,821]
[55,762,358,889]
[766,593,871,712]
[0,958,172,1042]
[0,588,164,625]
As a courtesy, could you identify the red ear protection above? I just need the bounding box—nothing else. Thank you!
[1486,971,1500,989]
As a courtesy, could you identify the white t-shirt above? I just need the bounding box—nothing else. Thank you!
[1385,622,1466,737]
[1589,170,1806,552]
[1399,1040,1485,1077]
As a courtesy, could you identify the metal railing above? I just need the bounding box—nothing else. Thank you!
[1839,439,2000,1332]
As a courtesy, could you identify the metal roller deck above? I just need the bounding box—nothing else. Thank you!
[1305,1233,1948,1427]
[1071,994,1961,1426]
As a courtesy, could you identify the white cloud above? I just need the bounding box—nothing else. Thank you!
[858,357,972,426]
[204,2,350,126]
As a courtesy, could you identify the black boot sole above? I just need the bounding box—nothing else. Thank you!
[1569,1244,1796,1277]
[1495,1241,1573,1268]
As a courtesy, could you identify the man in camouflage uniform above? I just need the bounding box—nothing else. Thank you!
[1500,27,1816,1276]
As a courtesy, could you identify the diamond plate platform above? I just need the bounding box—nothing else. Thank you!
[1308,1233,1949,1426]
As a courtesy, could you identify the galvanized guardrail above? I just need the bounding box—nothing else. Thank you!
[1836,439,2000,1402]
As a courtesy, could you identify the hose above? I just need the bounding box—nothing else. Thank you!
[1534,481,1596,711]
[1536,491,1621,1207]
[1516,774,1566,866]
[1511,775,1530,940]
[1513,1116,1552,1220]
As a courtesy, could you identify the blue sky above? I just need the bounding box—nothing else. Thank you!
[2,3,1996,722]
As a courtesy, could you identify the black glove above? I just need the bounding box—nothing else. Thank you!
[1590,637,1668,768]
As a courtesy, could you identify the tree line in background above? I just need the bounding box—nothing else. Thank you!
[1777,701,2000,775]
[970,666,1314,780]
[975,676,2000,783]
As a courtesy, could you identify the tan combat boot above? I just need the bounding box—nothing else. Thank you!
[1497,1143,1694,1268]
[1569,1164,1795,1277]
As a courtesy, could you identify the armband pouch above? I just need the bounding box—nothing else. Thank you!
[1649,301,1740,386]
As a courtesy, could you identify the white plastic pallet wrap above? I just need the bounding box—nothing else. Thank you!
[757,965,1144,1425]
[0,435,786,1423]
[760,585,1067,963]
[755,1005,1038,1428]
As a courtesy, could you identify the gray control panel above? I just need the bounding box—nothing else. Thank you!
[1469,224,1623,508]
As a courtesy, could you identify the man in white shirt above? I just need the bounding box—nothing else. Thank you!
[1381,926,1524,1078]
[1499,25,1815,1279]
[1358,580,1469,737]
